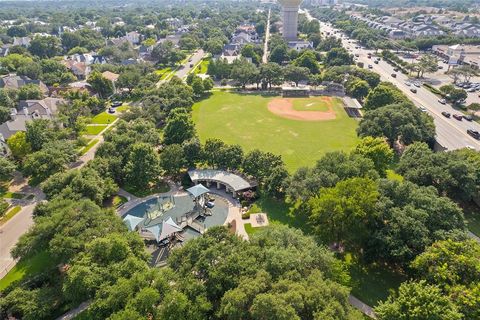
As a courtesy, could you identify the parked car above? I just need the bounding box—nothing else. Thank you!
[355,53,359,57]
[405,81,411,86]
[438,99,446,104]
[374,60,379,64]
[419,107,427,112]
[414,82,421,88]
[107,107,115,114]
[464,115,474,121]
[438,65,443,69]
[410,88,417,93]
[393,67,399,72]
[441,111,451,118]
[391,73,397,78]
[453,114,463,121]
[467,87,476,92]
[111,101,122,107]
[467,129,480,139]
[368,64,373,69]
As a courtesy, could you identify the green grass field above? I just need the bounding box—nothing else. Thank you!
[194,58,210,74]
[91,112,116,124]
[80,139,99,155]
[291,97,333,112]
[0,250,54,291]
[83,125,107,135]
[192,91,359,171]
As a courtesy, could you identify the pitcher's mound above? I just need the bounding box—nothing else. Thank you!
[268,98,336,121]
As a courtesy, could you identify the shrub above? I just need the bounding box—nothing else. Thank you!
[0,199,9,217]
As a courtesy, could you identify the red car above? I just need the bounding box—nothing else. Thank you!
[453,114,463,121]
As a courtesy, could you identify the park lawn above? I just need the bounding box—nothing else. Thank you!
[244,223,262,236]
[155,67,172,77]
[90,112,117,125]
[83,125,107,135]
[343,252,407,307]
[0,182,24,200]
[290,97,337,112]
[116,105,130,113]
[80,139,99,155]
[0,250,55,291]
[192,91,359,172]
[195,58,210,74]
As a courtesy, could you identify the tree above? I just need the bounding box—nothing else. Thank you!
[23,141,78,182]
[398,142,478,202]
[203,138,226,168]
[0,157,16,181]
[269,44,288,64]
[41,167,118,205]
[308,178,379,249]
[354,137,394,177]
[152,40,186,65]
[7,131,32,160]
[28,36,60,58]
[191,76,205,97]
[18,84,43,100]
[375,281,463,320]
[0,106,11,124]
[259,62,283,88]
[363,82,407,110]
[117,70,141,92]
[124,143,160,191]
[203,77,214,91]
[7,25,27,37]
[163,108,196,145]
[439,84,467,104]
[205,38,224,55]
[230,59,258,88]
[346,78,370,100]
[293,50,319,74]
[415,54,438,78]
[87,71,114,98]
[357,102,435,147]
[325,47,354,67]
[218,144,244,170]
[283,65,310,86]
[160,144,185,176]
[182,138,202,167]
[25,119,52,151]
[240,44,261,65]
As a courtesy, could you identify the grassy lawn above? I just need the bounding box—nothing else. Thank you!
[343,252,406,307]
[0,206,21,226]
[90,112,116,125]
[123,180,170,198]
[192,91,359,172]
[0,182,24,199]
[155,66,172,78]
[0,250,55,291]
[80,139,99,155]
[83,125,107,135]
[116,105,130,113]
[195,58,210,74]
[290,97,335,112]
[244,223,262,236]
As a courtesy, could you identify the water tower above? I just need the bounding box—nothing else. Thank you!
[278,0,303,41]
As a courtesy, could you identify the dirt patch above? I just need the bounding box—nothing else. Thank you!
[268,98,336,121]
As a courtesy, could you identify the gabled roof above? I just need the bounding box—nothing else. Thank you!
[123,214,144,231]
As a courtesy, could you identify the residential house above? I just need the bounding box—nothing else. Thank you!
[0,45,10,57]
[0,75,48,95]
[13,37,31,47]
[0,97,64,139]
[0,134,9,157]
[125,31,141,45]
[288,40,314,51]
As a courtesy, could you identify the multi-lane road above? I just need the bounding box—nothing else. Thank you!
[303,9,480,151]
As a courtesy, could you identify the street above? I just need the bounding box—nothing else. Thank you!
[304,9,480,151]
[174,49,205,80]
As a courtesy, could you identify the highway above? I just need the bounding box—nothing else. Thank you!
[303,9,480,151]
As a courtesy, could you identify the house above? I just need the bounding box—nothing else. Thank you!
[12,37,31,47]
[0,45,10,57]
[92,55,107,64]
[0,134,9,157]
[0,75,48,95]
[101,71,119,83]
[125,31,141,45]
[288,40,314,51]
[0,98,64,139]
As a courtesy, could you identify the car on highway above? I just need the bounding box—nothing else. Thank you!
[441,111,451,118]
[467,129,480,140]
[410,88,417,93]
[438,99,446,104]
[413,82,421,88]
[391,73,397,78]
[464,115,474,121]
[393,67,399,72]
[368,64,373,69]
[419,107,427,112]
[355,53,359,57]
[453,114,463,121]
[405,81,411,86]
[374,60,379,64]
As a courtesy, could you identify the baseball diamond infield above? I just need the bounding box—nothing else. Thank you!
[192,91,359,171]
[268,97,336,121]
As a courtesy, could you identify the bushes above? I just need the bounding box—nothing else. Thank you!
[423,83,444,96]
[0,199,9,217]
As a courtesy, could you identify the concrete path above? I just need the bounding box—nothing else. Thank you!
[349,295,377,319]
[262,8,271,64]
[55,301,92,320]
[468,230,480,243]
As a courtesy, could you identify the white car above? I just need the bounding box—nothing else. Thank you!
[438,99,446,104]
[414,82,421,88]
[405,82,411,86]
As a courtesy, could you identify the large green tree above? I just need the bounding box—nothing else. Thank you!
[124,142,160,191]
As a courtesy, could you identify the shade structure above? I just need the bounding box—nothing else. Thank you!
[145,224,161,242]
[123,214,144,231]
[186,183,210,198]
[158,217,183,241]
